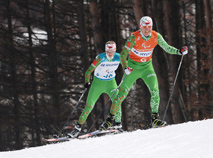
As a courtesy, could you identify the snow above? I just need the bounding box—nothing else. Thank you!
[14,28,47,46]
[23,29,47,46]
[1,119,213,158]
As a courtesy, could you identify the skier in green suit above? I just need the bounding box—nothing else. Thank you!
[100,16,188,130]
[67,41,122,138]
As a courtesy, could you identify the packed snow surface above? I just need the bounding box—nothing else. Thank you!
[1,119,213,158]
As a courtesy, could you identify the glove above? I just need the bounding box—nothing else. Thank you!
[124,67,133,75]
[179,46,188,55]
[84,82,90,88]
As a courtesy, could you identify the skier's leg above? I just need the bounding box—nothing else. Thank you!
[100,72,139,130]
[68,78,104,138]
[78,77,103,125]
[105,79,122,128]
[142,69,160,114]
[142,65,166,127]
[110,72,138,115]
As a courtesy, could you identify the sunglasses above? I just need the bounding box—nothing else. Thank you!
[141,25,152,29]
[106,50,115,53]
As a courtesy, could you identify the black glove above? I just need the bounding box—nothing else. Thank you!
[179,46,188,55]
[84,82,90,88]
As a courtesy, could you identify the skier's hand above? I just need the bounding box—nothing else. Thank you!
[124,67,133,75]
[84,82,90,88]
[179,46,188,55]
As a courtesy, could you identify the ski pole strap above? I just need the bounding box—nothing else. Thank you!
[163,55,184,121]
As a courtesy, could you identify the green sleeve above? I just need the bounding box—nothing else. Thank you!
[157,33,181,55]
[120,34,136,69]
[85,56,101,83]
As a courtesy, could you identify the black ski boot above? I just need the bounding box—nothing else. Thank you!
[67,122,82,138]
[99,113,115,131]
[151,113,167,128]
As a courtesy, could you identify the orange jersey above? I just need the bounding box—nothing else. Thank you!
[128,30,158,63]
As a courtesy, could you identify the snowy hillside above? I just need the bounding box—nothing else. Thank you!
[1,119,213,158]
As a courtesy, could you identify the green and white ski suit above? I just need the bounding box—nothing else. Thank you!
[78,52,122,125]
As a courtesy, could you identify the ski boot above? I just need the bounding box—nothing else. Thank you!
[152,113,167,128]
[111,122,124,133]
[67,122,82,138]
[99,113,115,131]
[113,122,122,129]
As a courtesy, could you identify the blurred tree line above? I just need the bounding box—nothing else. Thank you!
[0,0,212,151]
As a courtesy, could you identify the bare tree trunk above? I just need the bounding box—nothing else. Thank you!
[204,0,212,29]
[77,0,91,129]
[44,0,60,127]
[204,0,213,117]
[89,0,104,54]
[25,0,41,146]
[163,0,184,123]
[132,0,143,26]
[151,0,172,123]
[6,0,23,150]
[195,0,207,120]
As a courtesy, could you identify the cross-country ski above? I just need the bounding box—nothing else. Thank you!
[43,128,121,144]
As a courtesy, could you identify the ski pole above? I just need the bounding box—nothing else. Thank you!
[58,88,87,136]
[130,81,136,132]
[163,55,184,121]
[87,74,127,132]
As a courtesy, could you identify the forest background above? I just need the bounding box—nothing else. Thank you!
[0,0,212,151]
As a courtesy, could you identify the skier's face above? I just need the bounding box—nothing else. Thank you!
[106,50,115,58]
[140,25,152,37]
[105,43,116,58]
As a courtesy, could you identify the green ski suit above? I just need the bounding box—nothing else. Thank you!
[110,29,181,115]
[78,52,122,125]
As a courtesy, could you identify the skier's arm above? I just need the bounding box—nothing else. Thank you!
[85,56,101,83]
[120,34,136,69]
[157,33,181,55]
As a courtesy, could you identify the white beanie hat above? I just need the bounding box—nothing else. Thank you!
[105,43,116,52]
[140,16,153,28]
